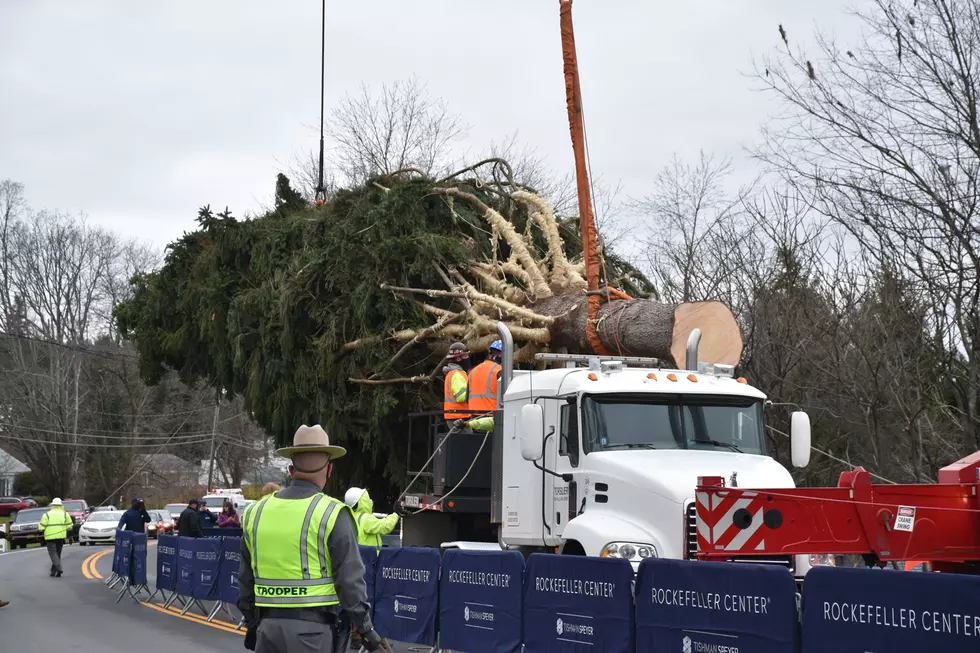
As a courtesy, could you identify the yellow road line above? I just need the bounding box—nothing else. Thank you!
[82,548,113,579]
[142,601,243,636]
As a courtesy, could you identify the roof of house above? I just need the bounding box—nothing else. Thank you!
[0,447,30,475]
[135,453,194,472]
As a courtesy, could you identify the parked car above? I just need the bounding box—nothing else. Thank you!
[91,505,117,513]
[7,507,48,548]
[0,497,32,518]
[78,510,123,546]
[146,510,174,539]
[18,497,38,508]
[61,499,89,540]
[164,503,187,523]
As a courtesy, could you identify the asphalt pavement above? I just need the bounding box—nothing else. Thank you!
[0,541,414,653]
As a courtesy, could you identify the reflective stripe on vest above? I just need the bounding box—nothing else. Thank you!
[241,491,348,608]
[356,513,382,549]
[468,360,501,414]
[40,508,73,541]
[443,368,471,419]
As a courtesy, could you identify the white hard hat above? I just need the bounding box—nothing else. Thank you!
[344,487,366,507]
[50,498,63,506]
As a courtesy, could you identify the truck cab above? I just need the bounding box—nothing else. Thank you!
[507,354,813,579]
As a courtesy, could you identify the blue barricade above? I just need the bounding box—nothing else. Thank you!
[439,549,524,653]
[524,553,634,653]
[802,565,980,653]
[191,536,221,601]
[636,558,798,653]
[130,532,148,586]
[359,545,378,615]
[117,530,134,579]
[156,534,178,592]
[374,547,440,647]
[176,536,196,597]
[202,527,243,539]
[218,537,242,605]
[112,529,124,575]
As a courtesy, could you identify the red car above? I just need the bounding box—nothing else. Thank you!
[61,499,90,540]
[0,497,32,518]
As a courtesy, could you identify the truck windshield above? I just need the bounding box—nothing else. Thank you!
[581,394,766,455]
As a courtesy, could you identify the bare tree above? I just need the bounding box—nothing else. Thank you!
[756,0,980,450]
[634,152,759,304]
[327,78,468,184]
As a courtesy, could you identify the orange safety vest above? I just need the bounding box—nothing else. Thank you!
[468,360,502,415]
[443,368,472,420]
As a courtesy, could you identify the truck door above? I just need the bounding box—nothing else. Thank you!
[549,397,578,544]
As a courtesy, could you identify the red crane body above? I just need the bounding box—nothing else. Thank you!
[695,451,980,573]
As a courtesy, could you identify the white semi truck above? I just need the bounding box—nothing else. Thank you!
[400,323,819,581]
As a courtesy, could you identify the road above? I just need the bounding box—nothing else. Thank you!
[0,542,414,653]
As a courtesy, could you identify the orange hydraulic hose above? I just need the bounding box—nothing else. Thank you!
[559,0,612,355]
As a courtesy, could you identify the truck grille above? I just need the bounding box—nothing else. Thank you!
[685,502,795,573]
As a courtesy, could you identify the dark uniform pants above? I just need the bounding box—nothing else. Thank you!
[257,618,348,653]
[46,540,65,573]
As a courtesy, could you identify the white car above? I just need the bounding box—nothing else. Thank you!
[78,510,123,545]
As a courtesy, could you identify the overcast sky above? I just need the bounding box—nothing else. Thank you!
[1,1,862,249]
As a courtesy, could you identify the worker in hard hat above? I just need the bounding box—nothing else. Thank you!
[39,498,74,577]
[458,340,503,433]
[343,487,399,549]
[344,487,398,651]
[443,342,472,428]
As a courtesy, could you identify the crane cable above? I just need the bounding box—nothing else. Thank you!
[314,0,327,206]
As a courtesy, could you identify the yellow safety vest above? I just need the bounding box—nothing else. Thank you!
[40,507,74,541]
[241,492,350,608]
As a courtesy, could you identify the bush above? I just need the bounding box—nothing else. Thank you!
[32,496,50,507]
[13,471,46,497]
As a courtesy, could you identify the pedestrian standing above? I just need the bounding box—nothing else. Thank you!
[217,501,240,528]
[238,424,382,653]
[198,503,218,529]
[176,498,204,538]
[39,498,73,577]
[118,497,152,532]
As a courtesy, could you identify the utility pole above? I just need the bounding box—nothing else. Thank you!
[206,400,219,491]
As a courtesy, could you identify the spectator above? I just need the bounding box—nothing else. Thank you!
[198,502,217,529]
[176,498,203,538]
[118,497,152,533]
[217,501,240,528]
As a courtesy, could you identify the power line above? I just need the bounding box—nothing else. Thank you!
[2,422,221,438]
[0,331,140,360]
[0,433,211,448]
[765,424,898,484]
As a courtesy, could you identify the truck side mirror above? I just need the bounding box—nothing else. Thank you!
[520,404,545,461]
[790,411,811,469]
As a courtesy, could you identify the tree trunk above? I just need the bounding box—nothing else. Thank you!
[532,296,743,368]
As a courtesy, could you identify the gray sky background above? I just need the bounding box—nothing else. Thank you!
[1,1,861,249]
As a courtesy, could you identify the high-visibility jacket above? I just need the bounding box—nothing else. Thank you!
[39,507,73,541]
[443,365,471,420]
[352,490,399,549]
[241,492,350,608]
[468,360,502,415]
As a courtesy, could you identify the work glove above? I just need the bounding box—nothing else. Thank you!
[452,419,467,430]
[244,625,257,651]
[361,627,383,652]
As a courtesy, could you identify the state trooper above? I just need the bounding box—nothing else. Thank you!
[238,424,383,653]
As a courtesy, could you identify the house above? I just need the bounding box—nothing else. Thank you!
[0,447,29,496]
[131,453,201,501]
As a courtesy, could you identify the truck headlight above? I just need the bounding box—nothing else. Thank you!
[600,542,657,561]
[809,553,836,567]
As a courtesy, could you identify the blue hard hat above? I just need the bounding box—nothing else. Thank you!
[489,340,503,352]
